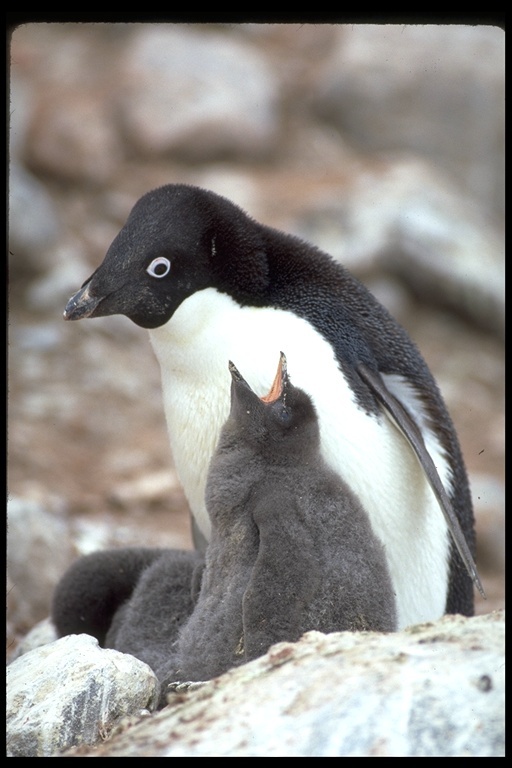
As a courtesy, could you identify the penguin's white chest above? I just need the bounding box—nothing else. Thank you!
[149,287,451,630]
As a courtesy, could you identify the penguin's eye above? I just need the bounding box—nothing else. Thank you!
[146,257,171,278]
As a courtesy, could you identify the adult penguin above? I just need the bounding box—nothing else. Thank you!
[63,183,483,630]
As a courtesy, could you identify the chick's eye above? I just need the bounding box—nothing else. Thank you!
[146,257,171,278]
[274,404,291,424]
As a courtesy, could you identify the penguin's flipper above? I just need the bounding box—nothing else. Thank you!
[356,363,485,599]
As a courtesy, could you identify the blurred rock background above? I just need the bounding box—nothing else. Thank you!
[7,23,504,655]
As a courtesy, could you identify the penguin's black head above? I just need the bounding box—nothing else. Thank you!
[64,184,269,329]
[227,352,320,459]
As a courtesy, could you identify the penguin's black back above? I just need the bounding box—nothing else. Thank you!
[105,549,204,675]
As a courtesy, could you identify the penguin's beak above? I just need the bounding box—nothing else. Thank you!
[63,277,104,321]
[261,351,287,403]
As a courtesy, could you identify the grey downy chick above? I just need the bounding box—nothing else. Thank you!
[167,353,397,684]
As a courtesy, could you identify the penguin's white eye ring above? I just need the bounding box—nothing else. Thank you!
[146,257,171,278]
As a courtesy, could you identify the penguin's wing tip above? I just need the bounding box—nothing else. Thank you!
[356,363,485,598]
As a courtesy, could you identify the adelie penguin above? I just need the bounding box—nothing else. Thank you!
[64,183,484,629]
[165,353,398,683]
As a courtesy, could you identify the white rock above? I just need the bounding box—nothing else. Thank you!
[60,611,504,757]
[6,634,159,757]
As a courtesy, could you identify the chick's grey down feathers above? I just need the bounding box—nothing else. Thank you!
[52,548,204,672]
[51,548,170,645]
[164,354,397,684]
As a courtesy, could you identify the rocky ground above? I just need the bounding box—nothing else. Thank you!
[7,22,505,656]
[7,612,504,757]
